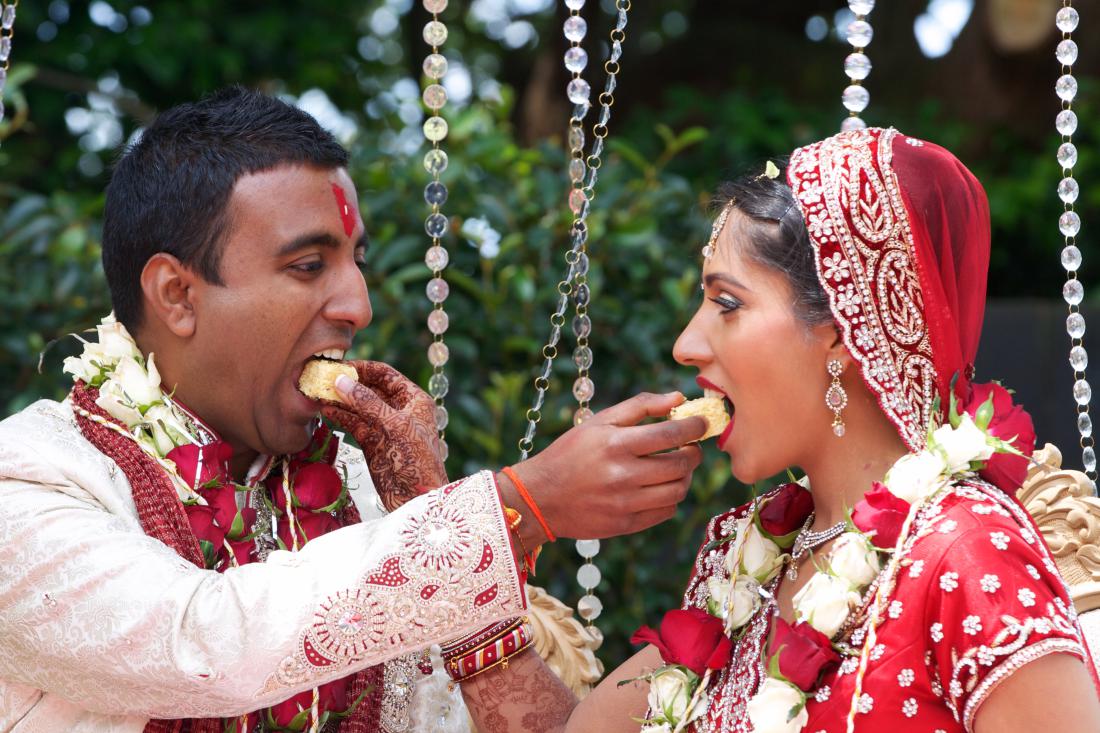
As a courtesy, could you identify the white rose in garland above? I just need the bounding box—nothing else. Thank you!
[113,353,165,409]
[792,572,860,638]
[829,532,881,586]
[932,412,994,472]
[731,520,783,583]
[884,450,947,504]
[708,575,761,629]
[95,377,145,427]
[646,667,697,725]
[745,677,808,733]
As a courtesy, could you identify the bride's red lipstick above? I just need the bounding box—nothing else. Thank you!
[696,376,724,393]
[693,376,735,448]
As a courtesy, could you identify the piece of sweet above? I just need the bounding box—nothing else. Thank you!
[298,359,358,401]
[669,396,730,441]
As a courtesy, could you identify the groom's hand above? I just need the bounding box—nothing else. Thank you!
[321,360,447,512]
[504,392,705,543]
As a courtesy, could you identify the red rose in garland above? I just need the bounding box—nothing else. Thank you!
[167,441,233,490]
[963,382,1036,489]
[291,461,344,511]
[851,482,910,549]
[767,617,840,691]
[631,608,733,676]
[758,483,814,538]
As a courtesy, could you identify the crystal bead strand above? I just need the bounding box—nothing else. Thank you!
[841,0,874,132]
[563,0,595,427]
[421,0,452,462]
[1053,2,1095,480]
[0,0,18,131]
[516,0,630,464]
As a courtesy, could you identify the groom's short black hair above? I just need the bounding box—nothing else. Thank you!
[102,86,350,331]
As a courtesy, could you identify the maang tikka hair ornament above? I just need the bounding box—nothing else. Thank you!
[826,359,848,437]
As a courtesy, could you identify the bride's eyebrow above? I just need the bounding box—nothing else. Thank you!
[704,272,751,293]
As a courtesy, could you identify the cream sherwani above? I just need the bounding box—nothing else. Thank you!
[0,399,522,732]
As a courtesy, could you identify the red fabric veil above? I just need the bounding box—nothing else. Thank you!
[787,127,989,451]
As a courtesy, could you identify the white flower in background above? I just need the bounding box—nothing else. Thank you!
[113,353,164,409]
[647,667,694,725]
[745,678,808,733]
[95,378,144,427]
[735,521,783,583]
[830,532,881,586]
[793,572,861,638]
[885,450,947,504]
[932,413,994,472]
[460,216,502,259]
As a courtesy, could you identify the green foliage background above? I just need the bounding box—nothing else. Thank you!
[1,1,1096,667]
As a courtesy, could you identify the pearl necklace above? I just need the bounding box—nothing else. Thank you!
[787,513,847,580]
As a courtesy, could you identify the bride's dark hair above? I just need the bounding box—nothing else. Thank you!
[712,160,833,328]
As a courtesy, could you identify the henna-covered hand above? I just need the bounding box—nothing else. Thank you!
[320,360,447,512]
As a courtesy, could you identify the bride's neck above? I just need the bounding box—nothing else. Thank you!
[800,411,910,531]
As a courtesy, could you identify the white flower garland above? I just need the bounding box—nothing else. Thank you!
[639,406,1022,733]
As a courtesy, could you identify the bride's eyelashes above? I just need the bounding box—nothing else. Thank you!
[710,294,743,314]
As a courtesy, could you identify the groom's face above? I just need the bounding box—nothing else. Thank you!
[183,164,372,456]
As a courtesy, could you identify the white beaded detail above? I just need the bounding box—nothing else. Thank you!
[980,574,1001,593]
[840,0,875,131]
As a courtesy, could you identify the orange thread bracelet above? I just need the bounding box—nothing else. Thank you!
[502,465,556,543]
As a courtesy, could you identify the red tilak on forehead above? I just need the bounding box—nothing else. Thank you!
[331,183,356,237]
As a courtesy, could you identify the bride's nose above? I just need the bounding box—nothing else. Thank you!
[673,309,711,367]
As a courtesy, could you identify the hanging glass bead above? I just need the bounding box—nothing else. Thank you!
[1071,346,1089,372]
[841,116,867,132]
[577,563,601,588]
[568,125,584,150]
[844,52,872,81]
[424,181,448,206]
[573,314,592,338]
[577,594,603,621]
[1,4,14,29]
[1057,39,1079,66]
[1056,74,1078,102]
[1057,109,1078,136]
[574,252,590,277]
[428,342,450,367]
[425,245,449,271]
[429,373,450,399]
[846,20,873,47]
[423,0,448,13]
[0,36,9,62]
[427,309,449,335]
[423,21,448,47]
[573,407,594,426]
[423,149,449,175]
[573,346,593,370]
[426,277,450,303]
[1062,245,1083,271]
[567,79,591,105]
[1057,142,1078,169]
[434,404,449,431]
[423,116,449,142]
[565,0,585,9]
[564,47,588,73]
[1074,379,1092,405]
[423,53,448,80]
[424,212,449,238]
[569,158,586,183]
[842,85,870,113]
[1059,211,1081,237]
[574,283,591,307]
[563,16,587,43]
[568,188,586,214]
[1059,177,1079,204]
[576,539,600,556]
[1065,279,1085,306]
[1084,447,1097,473]
[572,376,595,402]
[1079,412,1093,437]
[438,439,449,462]
[848,0,875,13]
[1056,6,1080,32]
[1068,313,1087,339]
[423,84,447,110]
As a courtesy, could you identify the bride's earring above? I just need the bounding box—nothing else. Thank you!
[825,359,847,437]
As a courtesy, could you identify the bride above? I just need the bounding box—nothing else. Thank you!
[453,127,1100,732]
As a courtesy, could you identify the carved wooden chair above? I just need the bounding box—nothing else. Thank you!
[1018,444,1100,660]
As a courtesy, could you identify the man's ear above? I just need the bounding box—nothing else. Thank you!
[140,253,198,338]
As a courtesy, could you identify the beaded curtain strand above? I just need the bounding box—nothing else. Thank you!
[0,0,17,132]
[840,0,874,131]
[1053,2,1096,482]
[421,0,453,462]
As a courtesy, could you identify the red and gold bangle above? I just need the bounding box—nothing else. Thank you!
[502,465,556,543]
[418,617,524,675]
[446,621,534,682]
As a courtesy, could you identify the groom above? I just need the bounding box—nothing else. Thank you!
[0,86,704,731]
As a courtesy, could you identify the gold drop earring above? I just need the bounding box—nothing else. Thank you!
[825,359,848,437]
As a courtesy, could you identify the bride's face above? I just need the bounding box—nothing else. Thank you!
[673,211,836,484]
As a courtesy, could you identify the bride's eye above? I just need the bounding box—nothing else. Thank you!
[709,294,742,314]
